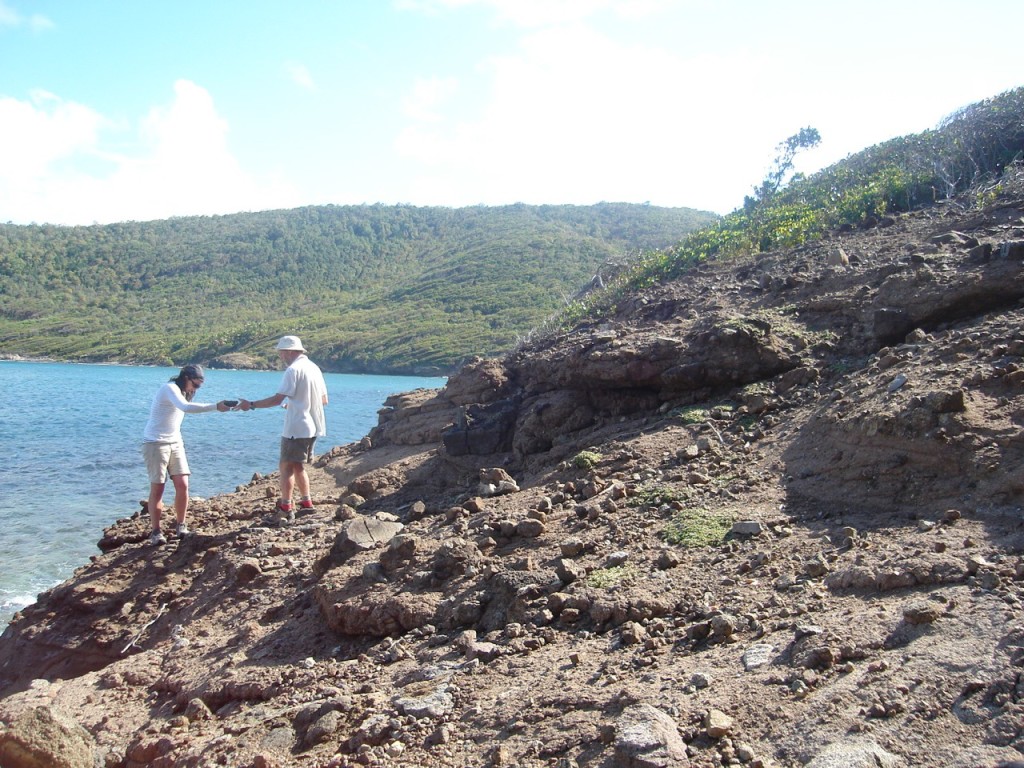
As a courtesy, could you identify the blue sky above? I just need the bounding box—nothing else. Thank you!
[1,0,1021,225]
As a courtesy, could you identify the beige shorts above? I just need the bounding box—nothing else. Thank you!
[280,437,316,464]
[143,441,190,484]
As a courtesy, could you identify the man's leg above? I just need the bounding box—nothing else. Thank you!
[297,438,316,508]
[279,459,296,508]
[294,463,311,502]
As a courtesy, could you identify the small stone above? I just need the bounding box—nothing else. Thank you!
[560,537,585,557]
[690,672,712,689]
[966,554,992,574]
[903,602,942,625]
[605,550,630,567]
[742,644,775,671]
[804,556,829,578]
[515,518,546,537]
[656,549,682,569]
[184,698,212,722]
[705,708,734,738]
[731,520,765,536]
[887,374,908,392]
[794,624,824,639]
[620,621,648,645]
[234,559,262,585]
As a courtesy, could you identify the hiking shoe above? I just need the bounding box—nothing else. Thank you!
[273,500,294,524]
[176,522,190,536]
[298,498,314,510]
[149,530,167,546]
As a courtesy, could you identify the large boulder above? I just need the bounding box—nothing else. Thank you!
[441,398,519,456]
[614,703,689,767]
[0,706,97,768]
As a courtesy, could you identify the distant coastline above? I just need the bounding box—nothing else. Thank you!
[0,355,450,383]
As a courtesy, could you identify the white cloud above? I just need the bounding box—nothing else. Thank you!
[390,0,1024,214]
[401,76,458,123]
[285,61,316,91]
[0,1,18,26]
[0,91,104,178]
[397,0,671,27]
[27,12,53,30]
[0,0,53,30]
[0,81,300,224]
[393,19,783,212]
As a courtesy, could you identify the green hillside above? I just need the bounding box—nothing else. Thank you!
[563,86,1024,325]
[0,202,716,374]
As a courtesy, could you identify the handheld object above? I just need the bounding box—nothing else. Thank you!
[223,400,239,408]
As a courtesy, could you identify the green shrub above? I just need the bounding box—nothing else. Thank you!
[572,450,602,470]
[673,406,710,425]
[662,508,734,548]
[629,484,691,508]
[560,86,1024,327]
[585,563,638,588]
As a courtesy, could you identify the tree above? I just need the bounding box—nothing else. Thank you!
[747,127,822,208]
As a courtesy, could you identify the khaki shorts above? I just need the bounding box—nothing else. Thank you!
[143,441,190,484]
[280,436,316,464]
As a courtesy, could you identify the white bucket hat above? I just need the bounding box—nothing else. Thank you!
[275,335,306,352]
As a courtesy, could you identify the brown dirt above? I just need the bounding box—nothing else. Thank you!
[2,176,1024,768]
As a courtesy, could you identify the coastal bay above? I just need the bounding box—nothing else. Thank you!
[0,360,444,630]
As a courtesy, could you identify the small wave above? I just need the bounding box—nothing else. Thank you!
[0,593,37,633]
[1,592,36,613]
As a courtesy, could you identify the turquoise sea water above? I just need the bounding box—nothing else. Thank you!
[0,360,445,630]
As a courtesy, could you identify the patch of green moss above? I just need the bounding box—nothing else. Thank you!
[585,563,638,588]
[672,406,709,425]
[662,508,734,548]
[630,484,690,508]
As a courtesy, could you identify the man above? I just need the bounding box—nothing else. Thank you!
[143,364,231,545]
[239,336,328,515]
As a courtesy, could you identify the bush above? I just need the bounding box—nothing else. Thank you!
[571,450,603,470]
[585,563,638,588]
[662,508,733,548]
[555,86,1024,331]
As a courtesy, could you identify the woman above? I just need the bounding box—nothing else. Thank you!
[142,364,231,545]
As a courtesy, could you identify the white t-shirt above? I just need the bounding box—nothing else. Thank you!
[143,382,217,443]
[277,355,328,438]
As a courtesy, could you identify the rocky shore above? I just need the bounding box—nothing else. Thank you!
[2,178,1024,767]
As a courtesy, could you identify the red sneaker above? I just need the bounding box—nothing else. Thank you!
[298,499,314,509]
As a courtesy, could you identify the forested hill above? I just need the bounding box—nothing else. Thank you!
[0,202,716,374]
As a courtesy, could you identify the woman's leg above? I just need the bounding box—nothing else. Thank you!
[148,482,165,533]
[171,473,190,525]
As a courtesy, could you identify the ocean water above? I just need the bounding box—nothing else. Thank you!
[0,361,445,631]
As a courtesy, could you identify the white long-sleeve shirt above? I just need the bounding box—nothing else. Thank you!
[143,382,217,443]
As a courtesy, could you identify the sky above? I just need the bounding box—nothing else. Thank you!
[1,0,1022,226]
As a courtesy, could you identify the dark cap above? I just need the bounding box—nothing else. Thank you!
[180,364,205,381]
